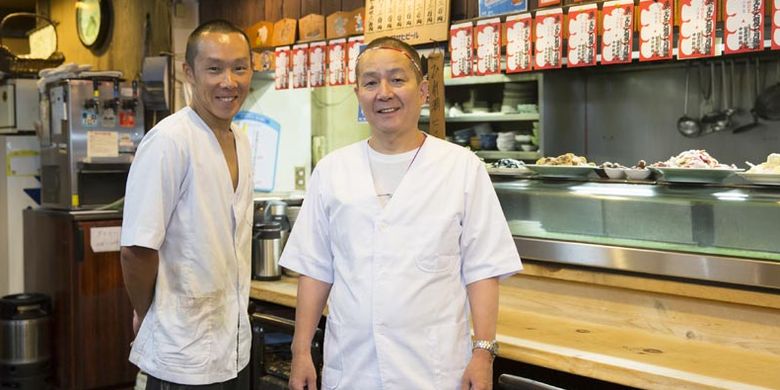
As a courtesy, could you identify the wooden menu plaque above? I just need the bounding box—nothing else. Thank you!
[364,0,450,45]
[426,52,445,140]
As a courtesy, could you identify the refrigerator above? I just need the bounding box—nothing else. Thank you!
[0,135,40,296]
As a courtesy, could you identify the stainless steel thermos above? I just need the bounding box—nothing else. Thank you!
[252,222,283,280]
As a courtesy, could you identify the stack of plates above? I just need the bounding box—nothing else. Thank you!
[496,131,517,151]
[502,83,536,114]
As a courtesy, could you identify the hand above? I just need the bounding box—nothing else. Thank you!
[461,349,494,390]
[289,351,318,390]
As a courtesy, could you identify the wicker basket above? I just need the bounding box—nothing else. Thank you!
[0,12,64,75]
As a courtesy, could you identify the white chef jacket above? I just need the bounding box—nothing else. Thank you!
[280,135,522,390]
[120,107,254,385]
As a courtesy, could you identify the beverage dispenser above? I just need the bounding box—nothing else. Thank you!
[39,77,144,209]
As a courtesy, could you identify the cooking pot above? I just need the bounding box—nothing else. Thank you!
[0,293,52,387]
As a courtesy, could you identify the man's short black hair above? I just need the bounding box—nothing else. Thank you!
[185,19,250,67]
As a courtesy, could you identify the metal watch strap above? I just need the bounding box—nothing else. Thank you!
[472,339,498,357]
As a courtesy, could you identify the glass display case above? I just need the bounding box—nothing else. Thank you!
[493,178,780,289]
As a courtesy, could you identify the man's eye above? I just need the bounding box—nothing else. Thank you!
[207,67,221,73]
[392,78,405,84]
[234,66,248,73]
[363,80,377,87]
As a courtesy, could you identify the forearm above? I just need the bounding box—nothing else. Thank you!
[467,277,499,342]
[120,246,159,318]
[291,275,332,355]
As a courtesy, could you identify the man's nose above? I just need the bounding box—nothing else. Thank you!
[221,71,238,87]
[377,80,393,99]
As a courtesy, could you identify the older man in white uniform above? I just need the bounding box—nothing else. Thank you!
[282,37,522,390]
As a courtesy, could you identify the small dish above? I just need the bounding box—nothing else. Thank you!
[604,167,626,179]
[514,134,532,143]
[520,144,538,152]
[625,168,652,180]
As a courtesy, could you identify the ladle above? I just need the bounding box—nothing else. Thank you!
[677,64,700,137]
[734,58,761,133]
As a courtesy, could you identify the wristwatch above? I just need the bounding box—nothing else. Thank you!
[472,339,499,358]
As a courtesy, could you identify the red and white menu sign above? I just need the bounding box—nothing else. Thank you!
[328,39,347,86]
[476,18,501,75]
[774,0,780,49]
[724,0,764,53]
[309,41,327,88]
[291,44,307,89]
[347,36,363,84]
[534,9,563,70]
[450,22,473,78]
[639,0,673,61]
[601,0,634,64]
[274,46,290,90]
[505,13,533,73]
[678,0,717,58]
[567,4,598,67]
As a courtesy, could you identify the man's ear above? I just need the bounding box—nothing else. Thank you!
[419,79,429,102]
[183,62,195,84]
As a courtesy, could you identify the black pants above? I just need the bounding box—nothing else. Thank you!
[145,365,250,390]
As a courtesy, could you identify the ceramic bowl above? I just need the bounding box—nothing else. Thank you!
[604,167,626,179]
[625,168,652,180]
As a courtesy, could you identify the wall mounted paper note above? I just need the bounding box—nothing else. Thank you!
[90,226,121,253]
[86,131,118,159]
[328,39,347,86]
[774,0,780,49]
[678,0,717,59]
[506,13,534,73]
[292,44,308,89]
[347,36,364,84]
[601,0,634,65]
[275,46,290,90]
[567,4,598,67]
[724,0,764,53]
[309,41,327,87]
[233,111,281,192]
[639,0,673,61]
[534,9,563,70]
[365,0,450,45]
[476,18,501,75]
[450,22,474,77]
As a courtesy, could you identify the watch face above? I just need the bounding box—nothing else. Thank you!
[76,0,104,47]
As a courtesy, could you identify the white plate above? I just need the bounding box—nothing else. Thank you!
[737,172,780,185]
[486,166,533,176]
[524,164,595,178]
[650,167,742,183]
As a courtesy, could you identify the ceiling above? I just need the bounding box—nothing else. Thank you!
[0,0,36,10]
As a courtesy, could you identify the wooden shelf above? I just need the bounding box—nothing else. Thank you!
[419,113,539,123]
[475,150,540,160]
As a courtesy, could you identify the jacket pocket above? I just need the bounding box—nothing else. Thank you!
[428,321,470,388]
[322,320,343,389]
[415,254,459,273]
[154,294,216,369]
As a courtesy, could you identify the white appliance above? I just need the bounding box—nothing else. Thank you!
[0,135,41,296]
[0,78,38,133]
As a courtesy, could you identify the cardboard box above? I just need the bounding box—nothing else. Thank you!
[245,21,274,49]
[326,11,351,39]
[272,18,297,46]
[299,14,325,42]
[348,7,365,35]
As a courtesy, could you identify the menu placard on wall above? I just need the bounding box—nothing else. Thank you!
[291,44,308,89]
[505,13,533,73]
[601,0,634,65]
[724,0,764,54]
[274,46,290,90]
[328,39,347,86]
[639,0,673,61]
[450,22,473,78]
[566,4,598,68]
[309,41,327,87]
[773,0,780,49]
[678,0,717,59]
[534,8,563,70]
[347,36,364,84]
[365,0,450,45]
[475,18,501,75]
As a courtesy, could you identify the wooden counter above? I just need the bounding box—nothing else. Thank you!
[250,262,780,389]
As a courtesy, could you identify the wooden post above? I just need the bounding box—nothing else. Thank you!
[427,51,446,140]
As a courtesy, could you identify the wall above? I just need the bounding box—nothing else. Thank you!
[198,0,365,28]
[50,0,170,79]
[542,59,780,166]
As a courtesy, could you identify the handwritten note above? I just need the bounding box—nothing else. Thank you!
[90,226,121,253]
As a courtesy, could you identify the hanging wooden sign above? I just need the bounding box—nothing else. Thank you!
[724,0,764,54]
[566,4,598,68]
[534,8,563,70]
[291,44,308,89]
[328,39,347,86]
[678,0,716,59]
[427,51,446,140]
[638,0,673,61]
[505,13,533,73]
[365,0,450,45]
[475,18,501,75]
[601,0,634,65]
[274,46,290,90]
[450,22,473,78]
[347,36,364,84]
[309,41,327,88]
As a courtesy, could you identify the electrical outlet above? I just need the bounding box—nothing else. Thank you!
[294,166,306,191]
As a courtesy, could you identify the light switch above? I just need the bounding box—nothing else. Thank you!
[294,166,306,191]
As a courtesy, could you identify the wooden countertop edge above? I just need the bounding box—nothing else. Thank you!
[250,278,780,389]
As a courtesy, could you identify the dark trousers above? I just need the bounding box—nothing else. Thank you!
[145,365,250,390]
